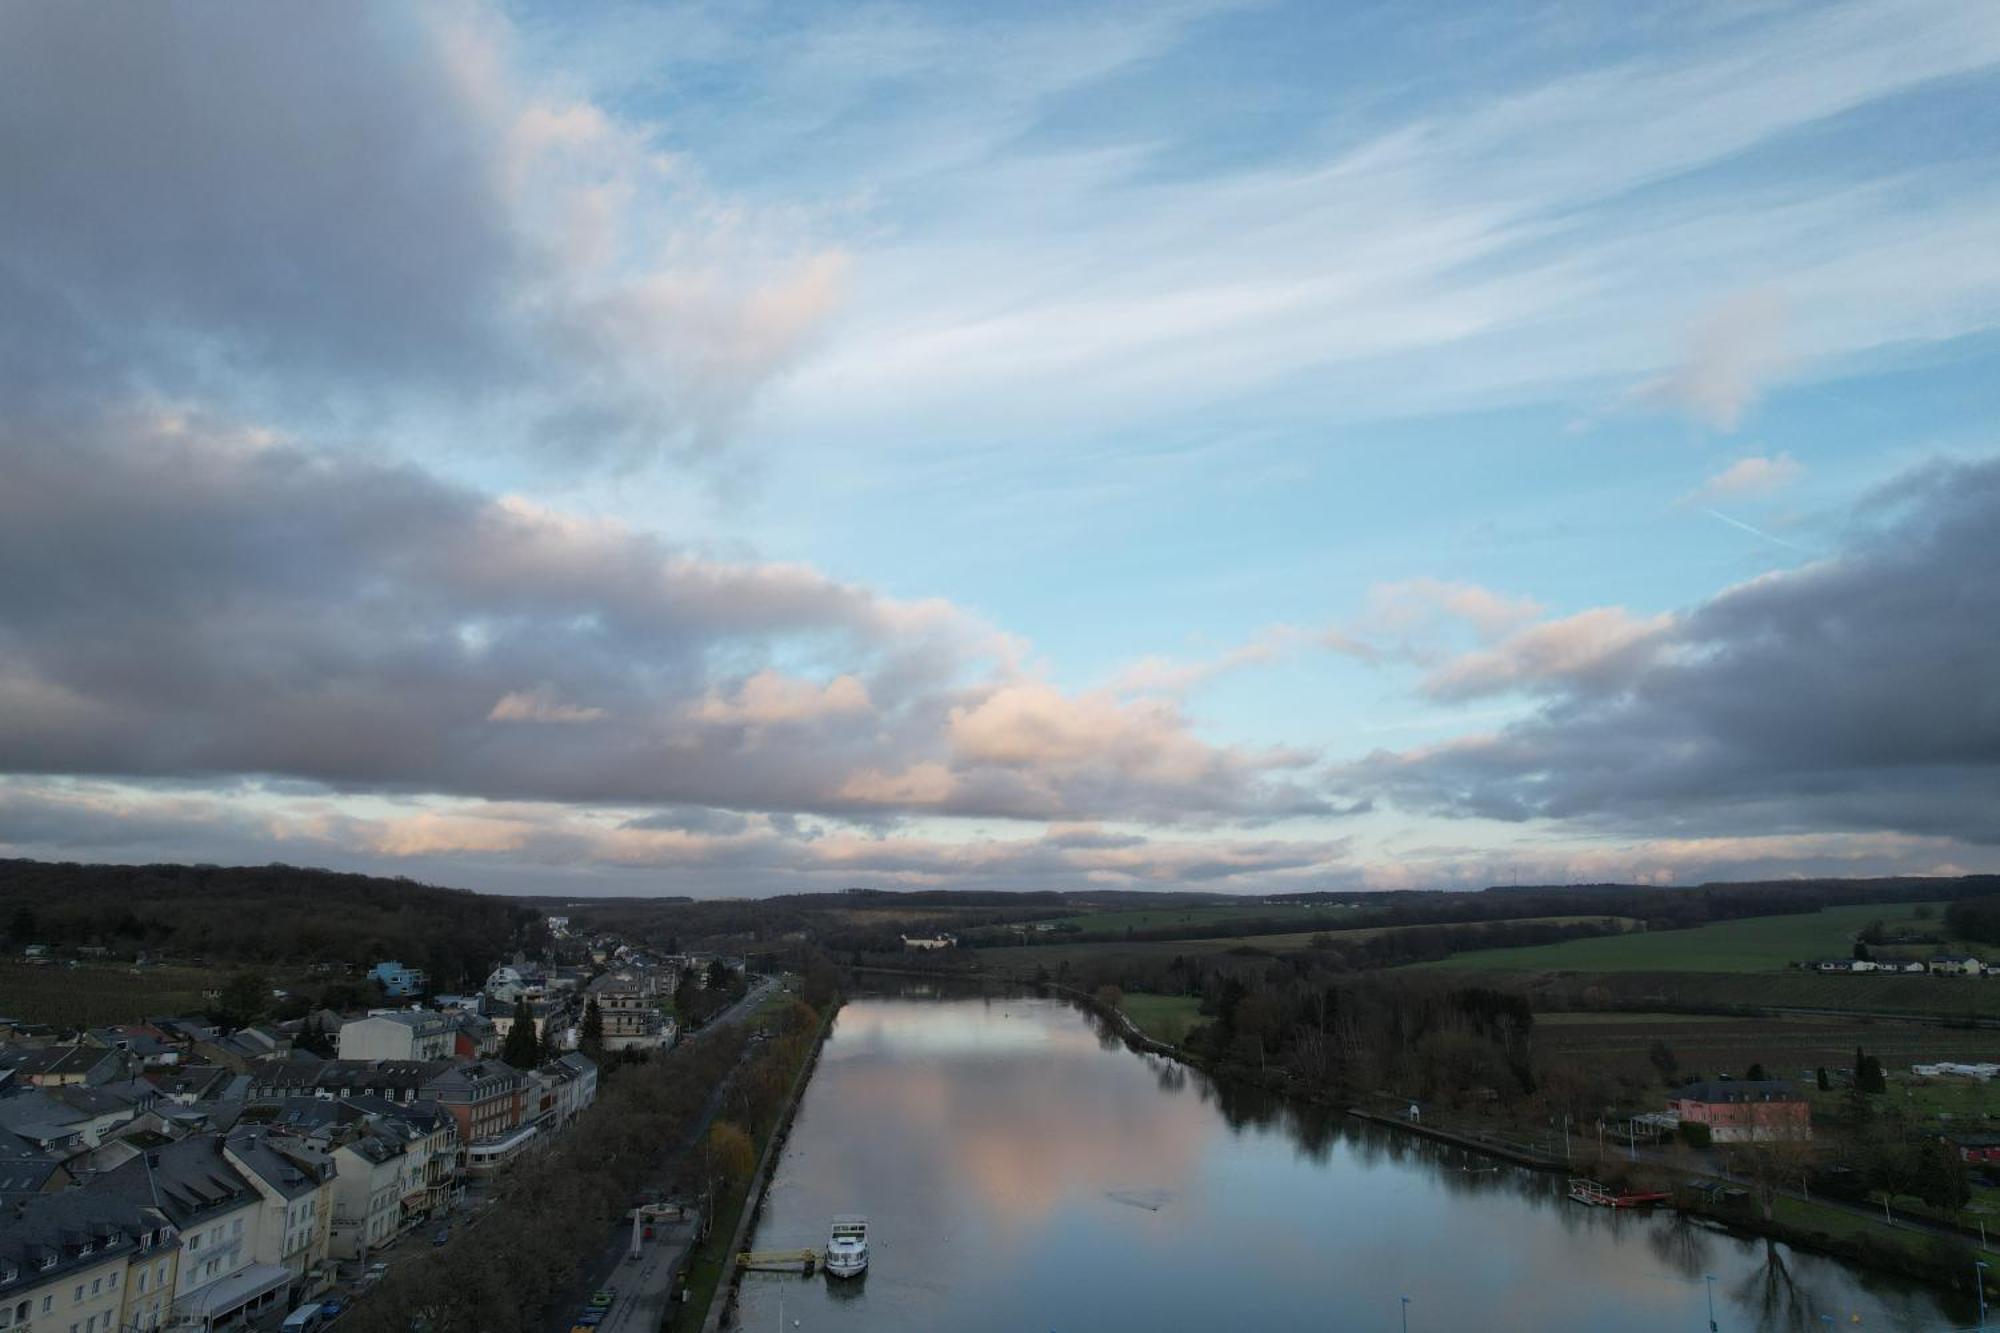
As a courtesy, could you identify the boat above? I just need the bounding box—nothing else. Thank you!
[1568,1177,1671,1208]
[824,1214,869,1278]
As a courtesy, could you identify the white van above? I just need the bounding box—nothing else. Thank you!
[282,1304,326,1333]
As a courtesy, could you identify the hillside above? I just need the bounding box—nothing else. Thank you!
[0,859,535,992]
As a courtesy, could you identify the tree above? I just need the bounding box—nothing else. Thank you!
[7,905,35,943]
[1745,1062,1768,1082]
[501,997,540,1068]
[579,998,605,1063]
[703,1120,755,1186]
[1816,1066,1831,1091]
[215,969,271,1028]
[706,958,733,991]
[1852,940,1873,962]
[1858,1051,1888,1094]
[1648,1039,1679,1084]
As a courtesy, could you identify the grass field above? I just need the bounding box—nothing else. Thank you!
[983,914,1635,970]
[1425,903,1952,974]
[1118,993,1202,1045]
[0,960,227,1028]
[1041,903,1361,933]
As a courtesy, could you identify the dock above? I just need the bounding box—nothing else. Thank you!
[736,1248,819,1274]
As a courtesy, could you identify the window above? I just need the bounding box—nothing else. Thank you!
[108,1271,117,1288]
[73,1286,82,1302]
[138,1271,147,1294]
[90,1278,100,1295]
[187,1235,199,1251]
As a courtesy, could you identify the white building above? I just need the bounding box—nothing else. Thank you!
[337,1011,455,1062]
[328,1133,406,1261]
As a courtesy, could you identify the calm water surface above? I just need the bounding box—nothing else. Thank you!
[734,988,1963,1332]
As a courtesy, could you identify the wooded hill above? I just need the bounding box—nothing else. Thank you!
[0,859,535,992]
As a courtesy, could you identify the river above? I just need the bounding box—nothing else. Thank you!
[732,986,1966,1332]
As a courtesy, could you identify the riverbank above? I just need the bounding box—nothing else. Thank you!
[1074,982,2000,1304]
[683,993,839,1333]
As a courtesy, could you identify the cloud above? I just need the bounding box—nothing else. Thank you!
[489,688,608,724]
[0,3,844,466]
[0,409,1326,827]
[1346,455,2000,844]
[0,780,1353,896]
[1421,607,1676,701]
[1640,290,1791,431]
[1682,454,1804,506]
[1108,625,1309,695]
[690,670,872,727]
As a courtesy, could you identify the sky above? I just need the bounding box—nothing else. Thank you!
[0,0,1996,898]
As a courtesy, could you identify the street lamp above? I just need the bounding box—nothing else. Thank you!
[1705,1274,1718,1333]
[1976,1257,1990,1331]
[1400,1295,1410,1333]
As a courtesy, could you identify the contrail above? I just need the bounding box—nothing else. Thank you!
[1702,507,1809,554]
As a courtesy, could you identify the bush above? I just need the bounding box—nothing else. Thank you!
[1679,1121,1713,1149]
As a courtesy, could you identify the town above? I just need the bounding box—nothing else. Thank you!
[0,920,751,1332]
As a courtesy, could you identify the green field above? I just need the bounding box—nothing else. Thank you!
[1425,903,1952,974]
[985,914,1635,970]
[1118,993,1202,1044]
[0,960,227,1028]
[1038,903,1361,934]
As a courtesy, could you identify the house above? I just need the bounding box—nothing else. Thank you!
[448,1011,500,1060]
[1949,1133,2000,1165]
[100,1135,291,1330]
[423,1061,526,1154]
[593,986,671,1052]
[337,1011,454,1062]
[530,1053,598,1132]
[0,1044,127,1088]
[484,994,574,1050]
[1929,956,1985,976]
[328,1132,405,1261]
[0,1191,177,1333]
[367,961,428,998]
[223,1129,336,1297]
[1813,958,1859,973]
[900,934,957,951]
[1668,1079,1811,1143]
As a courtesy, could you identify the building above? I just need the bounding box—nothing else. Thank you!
[337,1011,455,1062]
[100,1136,292,1330]
[1930,956,1985,976]
[900,934,957,951]
[423,1061,525,1153]
[1668,1080,1811,1143]
[594,988,671,1052]
[224,1129,335,1297]
[367,961,428,998]
[0,1192,179,1333]
[530,1053,598,1133]
[328,1132,406,1262]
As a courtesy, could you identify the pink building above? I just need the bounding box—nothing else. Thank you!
[1669,1080,1810,1143]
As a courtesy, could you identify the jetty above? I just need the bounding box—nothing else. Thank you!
[736,1248,819,1274]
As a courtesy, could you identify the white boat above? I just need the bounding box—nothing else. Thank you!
[824,1214,868,1277]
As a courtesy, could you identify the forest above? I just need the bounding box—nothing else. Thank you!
[0,859,535,992]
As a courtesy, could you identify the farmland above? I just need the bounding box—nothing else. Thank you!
[980,914,1635,971]
[1117,993,1202,1045]
[1534,1010,2000,1086]
[0,959,224,1028]
[1424,902,1951,974]
[1035,902,1362,934]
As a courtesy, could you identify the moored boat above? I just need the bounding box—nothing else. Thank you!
[824,1214,869,1277]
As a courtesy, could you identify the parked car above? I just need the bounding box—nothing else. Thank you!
[589,1288,616,1308]
[432,1227,450,1246]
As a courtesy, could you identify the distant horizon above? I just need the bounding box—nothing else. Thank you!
[2,2,1997,896]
